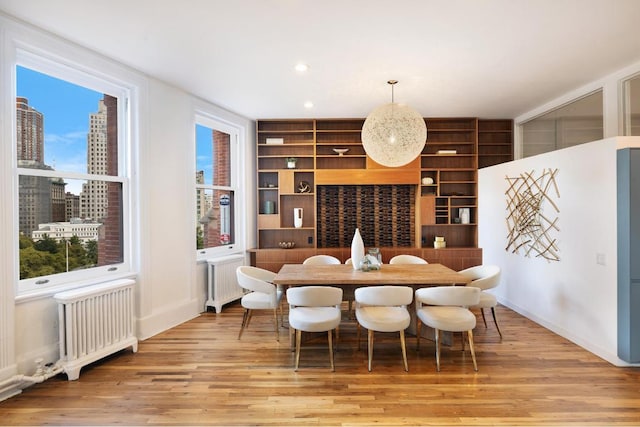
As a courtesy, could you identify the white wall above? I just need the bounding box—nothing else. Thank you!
[0,14,255,379]
[479,136,640,366]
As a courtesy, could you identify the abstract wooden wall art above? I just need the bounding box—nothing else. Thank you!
[505,168,560,262]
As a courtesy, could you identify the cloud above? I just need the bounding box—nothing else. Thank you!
[45,130,87,146]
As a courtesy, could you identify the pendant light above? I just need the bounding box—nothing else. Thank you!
[361,80,427,167]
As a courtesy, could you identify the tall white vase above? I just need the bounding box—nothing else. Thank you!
[351,228,365,270]
[294,208,303,228]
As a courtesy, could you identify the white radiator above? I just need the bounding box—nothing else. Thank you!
[206,254,245,313]
[54,279,137,380]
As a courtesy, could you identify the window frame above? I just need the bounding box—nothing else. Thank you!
[622,71,640,136]
[194,111,245,261]
[12,48,135,297]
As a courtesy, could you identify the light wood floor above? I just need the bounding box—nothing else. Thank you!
[3,302,640,426]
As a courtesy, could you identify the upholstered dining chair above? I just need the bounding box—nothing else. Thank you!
[303,254,341,265]
[389,254,428,264]
[236,266,283,342]
[354,286,413,371]
[415,286,481,371]
[458,265,502,338]
[286,286,343,371]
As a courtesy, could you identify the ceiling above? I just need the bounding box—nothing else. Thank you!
[1,0,640,121]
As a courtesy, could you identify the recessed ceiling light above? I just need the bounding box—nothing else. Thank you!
[304,101,314,109]
[294,63,309,73]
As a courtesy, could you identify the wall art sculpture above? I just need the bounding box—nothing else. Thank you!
[505,168,560,262]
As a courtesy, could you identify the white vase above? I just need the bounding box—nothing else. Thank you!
[460,208,470,224]
[294,208,303,228]
[351,228,365,270]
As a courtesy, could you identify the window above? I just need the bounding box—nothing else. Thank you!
[622,73,640,136]
[520,90,603,158]
[16,53,131,294]
[195,115,241,258]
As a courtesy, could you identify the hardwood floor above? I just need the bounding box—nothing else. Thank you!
[3,302,640,426]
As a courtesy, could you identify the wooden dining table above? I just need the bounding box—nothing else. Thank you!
[272,263,471,287]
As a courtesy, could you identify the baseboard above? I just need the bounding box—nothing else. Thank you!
[136,298,200,340]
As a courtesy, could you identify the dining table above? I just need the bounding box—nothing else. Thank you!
[272,263,472,287]
[272,263,472,347]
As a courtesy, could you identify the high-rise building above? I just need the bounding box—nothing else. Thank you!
[16,97,52,235]
[80,99,109,221]
[65,192,80,221]
[16,97,44,163]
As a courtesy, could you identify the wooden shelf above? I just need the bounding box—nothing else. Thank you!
[256,117,510,251]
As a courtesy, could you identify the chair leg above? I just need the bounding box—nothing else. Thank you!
[238,308,250,340]
[356,324,361,351]
[491,307,503,339]
[367,329,374,372]
[480,308,488,328]
[328,330,335,372]
[467,329,478,371]
[294,329,302,371]
[416,319,422,351]
[461,331,466,351]
[272,308,279,342]
[400,329,408,372]
[434,329,441,372]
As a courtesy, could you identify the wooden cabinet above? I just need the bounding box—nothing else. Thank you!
[478,119,513,168]
[255,117,512,256]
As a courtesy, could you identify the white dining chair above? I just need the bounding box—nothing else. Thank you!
[303,254,341,265]
[355,286,413,371]
[236,266,283,342]
[459,265,502,338]
[389,254,428,264]
[415,286,480,371]
[286,286,343,371]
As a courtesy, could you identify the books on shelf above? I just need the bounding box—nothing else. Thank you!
[436,149,457,155]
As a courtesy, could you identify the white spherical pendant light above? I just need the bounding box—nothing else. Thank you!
[361,80,427,167]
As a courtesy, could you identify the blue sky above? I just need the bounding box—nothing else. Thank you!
[18,65,214,191]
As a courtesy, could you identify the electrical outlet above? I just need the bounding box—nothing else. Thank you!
[596,253,606,266]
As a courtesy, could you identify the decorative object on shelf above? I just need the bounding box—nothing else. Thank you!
[263,200,275,215]
[265,137,284,145]
[437,149,457,155]
[434,236,446,249]
[294,208,303,228]
[421,177,434,185]
[361,80,427,167]
[505,168,560,262]
[459,207,470,224]
[286,157,297,169]
[278,241,296,249]
[350,228,365,270]
[297,180,311,193]
[333,148,350,156]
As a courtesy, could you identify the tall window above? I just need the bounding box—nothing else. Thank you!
[622,73,640,136]
[195,115,240,257]
[16,54,130,293]
[520,90,603,158]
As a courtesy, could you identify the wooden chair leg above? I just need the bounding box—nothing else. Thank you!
[328,330,335,372]
[272,308,279,342]
[435,329,441,372]
[416,319,422,351]
[468,329,478,371]
[294,329,302,371]
[367,329,374,372]
[491,307,503,339]
[400,329,408,372]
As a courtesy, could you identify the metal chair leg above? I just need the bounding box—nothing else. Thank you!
[480,308,488,327]
[328,330,335,371]
[238,309,250,340]
[294,329,302,371]
[491,307,503,339]
[272,308,279,342]
[435,329,441,372]
[416,319,422,351]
